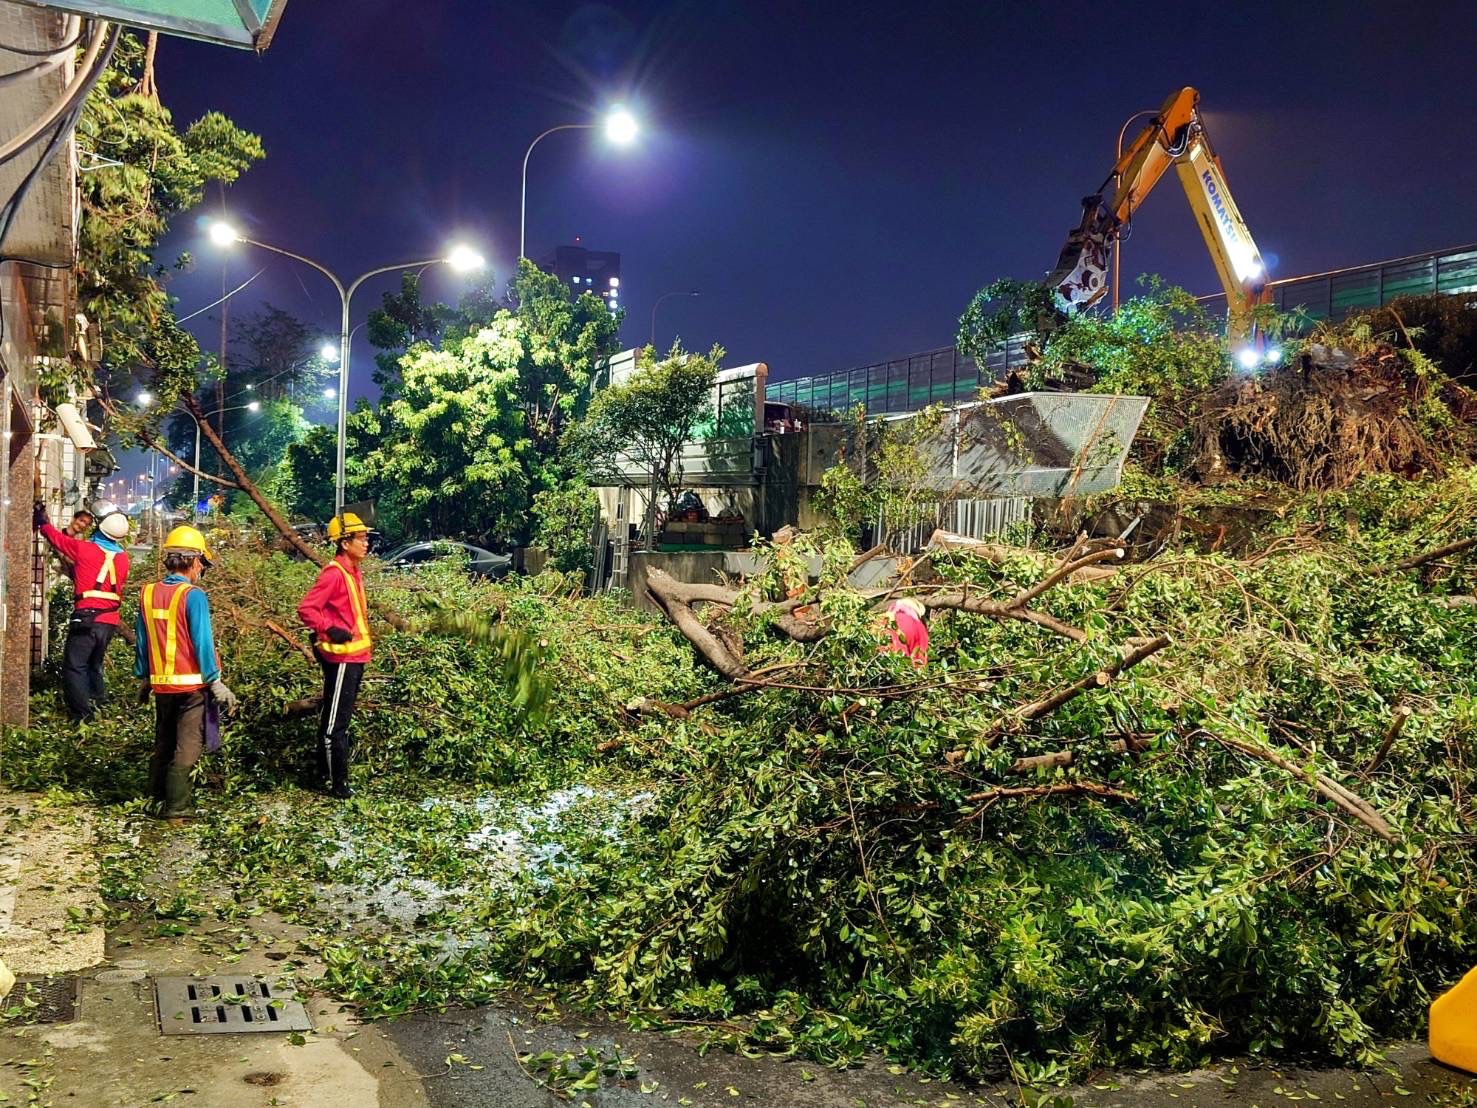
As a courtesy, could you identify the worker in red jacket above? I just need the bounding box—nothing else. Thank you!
[34,502,132,722]
[297,512,373,799]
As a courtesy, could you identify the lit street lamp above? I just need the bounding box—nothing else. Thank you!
[209,222,485,517]
[650,289,700,348]
[519,106,639,260]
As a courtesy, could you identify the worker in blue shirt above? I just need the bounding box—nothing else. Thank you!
[135,525,237,818]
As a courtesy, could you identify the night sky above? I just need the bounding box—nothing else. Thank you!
[150,0,1477,407]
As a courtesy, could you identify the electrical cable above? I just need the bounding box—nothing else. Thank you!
[175,267,267,323]
[0,23,118,251]
[0,44,73,87]
[0,20,113,168]
[0,14,84,56]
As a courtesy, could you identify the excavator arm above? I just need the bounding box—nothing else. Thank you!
[1044,87,1270,338]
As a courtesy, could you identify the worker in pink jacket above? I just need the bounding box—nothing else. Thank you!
[880,597,929,668]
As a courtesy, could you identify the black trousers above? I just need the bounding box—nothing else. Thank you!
[62,619,113,722]
[316,657,364,788]
[149,689,207,802]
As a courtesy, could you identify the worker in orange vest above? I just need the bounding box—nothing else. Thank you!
[297,512,373,799]
[35,503,131,722]
[135,525,238,818]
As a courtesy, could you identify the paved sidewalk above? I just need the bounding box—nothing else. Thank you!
[0,794,105,974]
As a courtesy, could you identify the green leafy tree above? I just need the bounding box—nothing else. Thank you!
[367,325,530,543]
[367,273,501,397]
[77,35,263,425]
[531,481,599,573]
[307,260,621,546]
[565,342,721,541]
[281,406,386,528]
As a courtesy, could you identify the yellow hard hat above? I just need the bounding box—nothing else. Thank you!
[161,524,213,564]
[326,512,371,542]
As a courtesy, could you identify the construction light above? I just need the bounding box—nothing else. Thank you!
[1236,348,1260,370]
[1264,346,1283,365]
[136,391,154,407]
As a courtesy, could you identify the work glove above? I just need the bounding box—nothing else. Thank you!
[209,680,239,716]
[32,502,48,529]
[325,627,352,645]
[137,681,152,705]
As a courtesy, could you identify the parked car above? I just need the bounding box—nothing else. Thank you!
[380,540,513,580]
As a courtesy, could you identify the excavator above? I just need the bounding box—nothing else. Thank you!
[1045,86,1272,349]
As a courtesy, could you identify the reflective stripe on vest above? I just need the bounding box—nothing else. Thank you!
[142,582,205,689]
[317,560,372,654]
[80,549,121,602]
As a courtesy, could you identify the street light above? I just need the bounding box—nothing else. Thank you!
[1112,108,1159,313]
[519,106,640,260]
[208,222,486,517]
[320,341,339,362]
[650,289,700,348]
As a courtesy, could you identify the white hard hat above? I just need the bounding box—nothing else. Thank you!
[98,511,130,541]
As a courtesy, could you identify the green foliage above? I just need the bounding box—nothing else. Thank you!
[77,35,263,423]
[531,481,599,573]
[285,260,622,546]
[565,342,721,517]
[1343,293,1477,387]
[9,473,1476,1085]
[957,278,1061,359]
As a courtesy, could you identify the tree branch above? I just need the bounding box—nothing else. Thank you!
[1203,729,1396,842]
[138,428,240,490]
[1382,535,1477,574]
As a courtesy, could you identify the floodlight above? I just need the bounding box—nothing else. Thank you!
[445,244,485,273]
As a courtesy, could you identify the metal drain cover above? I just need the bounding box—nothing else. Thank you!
[3,975,79,1024]
[155,976,313,1035]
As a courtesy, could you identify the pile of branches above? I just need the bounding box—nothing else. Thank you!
[1195,341,1477,489]
[461,472,1477,1080]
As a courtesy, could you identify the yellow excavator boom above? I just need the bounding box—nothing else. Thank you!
[1045,87,1270,339]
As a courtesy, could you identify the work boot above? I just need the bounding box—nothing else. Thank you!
[160,766,195,819]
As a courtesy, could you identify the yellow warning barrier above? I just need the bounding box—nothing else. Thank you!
[1431,966,1477,1074]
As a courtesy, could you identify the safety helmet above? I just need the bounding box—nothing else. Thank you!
[891,597,926,620]
[161,524,213,565]
[97,511,130,541]
[326,512,371,542]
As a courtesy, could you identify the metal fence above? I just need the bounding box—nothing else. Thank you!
[769,243,1477,421]
[878,496,1030,554]
[766,336,1033,417]
[1199,242,1477,322]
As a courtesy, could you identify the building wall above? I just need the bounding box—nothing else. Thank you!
[0,264,38,729]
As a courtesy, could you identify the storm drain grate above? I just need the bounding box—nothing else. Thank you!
[155,976,313,1035]
[2,975,79,1024]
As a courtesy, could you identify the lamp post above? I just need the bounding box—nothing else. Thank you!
[649,289,700,348]
[519,107,639,260]
[209,222,484,517]
[1112,108,1160,314]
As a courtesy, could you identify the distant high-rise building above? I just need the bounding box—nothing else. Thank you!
[540,241,621,316]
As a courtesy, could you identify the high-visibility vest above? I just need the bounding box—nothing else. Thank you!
[142,582,205,693]
[81,549,120,603]
[316,561,372,656]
